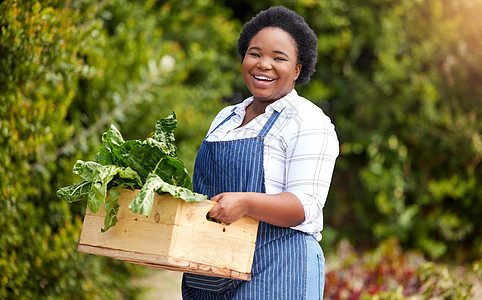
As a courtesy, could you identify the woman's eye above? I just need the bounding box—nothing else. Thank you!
[248,53,260,57]
[275,57,286,61]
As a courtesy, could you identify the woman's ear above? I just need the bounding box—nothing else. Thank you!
[294,64,302,81]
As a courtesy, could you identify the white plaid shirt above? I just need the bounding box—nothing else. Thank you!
[205,89,339,240]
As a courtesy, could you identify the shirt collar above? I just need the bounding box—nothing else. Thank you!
[231,89,298,116]
[268,89,298,113]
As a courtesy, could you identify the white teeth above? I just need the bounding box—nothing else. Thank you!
[254,75,274,81]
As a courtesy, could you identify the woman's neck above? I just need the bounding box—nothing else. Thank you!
[238,97,275,128]
[250,98,273,115]
[239,89,293,128]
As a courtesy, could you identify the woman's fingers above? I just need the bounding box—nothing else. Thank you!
[210,194,221,202]
[208,203,220,219]
[207,193,245,224]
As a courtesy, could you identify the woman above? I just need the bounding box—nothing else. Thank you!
[182,6,339,299]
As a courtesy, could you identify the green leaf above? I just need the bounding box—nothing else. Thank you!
[59,113,203,230]
[94,124,126,166]
[91,165,122,209]
[102,187,120,232]
[116,139,191,188]
[151,111,178,157]
[73,160,101,181]
[73,161,142,214]
[129,173,206,217]
[128,173,165,216]
[153,155,192,189]
[56,180,92,203]
[118,166,142,186]
[88,182,105,214]
[111,179,138,190]
[158,181,207,203]
[118,140,161,181]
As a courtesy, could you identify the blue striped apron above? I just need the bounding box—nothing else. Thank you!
[182,110,318,299]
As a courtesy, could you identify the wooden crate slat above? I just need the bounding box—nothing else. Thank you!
[170,225,256,273]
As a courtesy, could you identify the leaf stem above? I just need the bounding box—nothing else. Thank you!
[153,158,163,173]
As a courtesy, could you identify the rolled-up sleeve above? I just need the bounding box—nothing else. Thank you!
[285,108,339,240]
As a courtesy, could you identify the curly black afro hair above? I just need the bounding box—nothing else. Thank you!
[237,6,318,86]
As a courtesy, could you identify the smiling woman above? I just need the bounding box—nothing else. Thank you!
[181,6,339,300]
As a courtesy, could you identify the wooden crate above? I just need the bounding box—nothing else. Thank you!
[77,188,259,281]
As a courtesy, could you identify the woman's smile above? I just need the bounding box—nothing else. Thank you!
[251,73,277,86]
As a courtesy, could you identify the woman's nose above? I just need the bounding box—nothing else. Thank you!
[257,57,272,70]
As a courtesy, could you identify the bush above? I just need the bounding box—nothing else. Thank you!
[0,1,142,298]
[1,0,241,297]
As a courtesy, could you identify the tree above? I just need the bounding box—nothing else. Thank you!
[0,1,140,298]
[1,0,241,297]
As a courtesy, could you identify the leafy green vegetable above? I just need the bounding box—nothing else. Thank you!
[69,160,143,214]
[102,187,120,233]
[56,180,92,203]
[129,173,207,216]
[151,112,178,157]
[56,112,207,232]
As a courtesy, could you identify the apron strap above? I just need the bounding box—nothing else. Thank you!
[257,109,282,138]
[206,112,236,138]
[207,108,283,139]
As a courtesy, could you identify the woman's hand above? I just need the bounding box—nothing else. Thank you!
[208,192,251,225]
[207,192,305,227]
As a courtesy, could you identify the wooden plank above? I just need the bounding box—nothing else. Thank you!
[77,244,251,280]
[79,213,173,256]
[169,225,256,273]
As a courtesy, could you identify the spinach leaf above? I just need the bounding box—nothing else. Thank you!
[102,187,120,232]
[128,173,166,216]
[67,160,143,214]
[56,180,92,203]
[128,173,206,216]
[94,124,126,167]
[151,111,177,157]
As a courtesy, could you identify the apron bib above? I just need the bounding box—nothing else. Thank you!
[182,110,308,299]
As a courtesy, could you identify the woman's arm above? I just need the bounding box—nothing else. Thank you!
[208,191,305,227]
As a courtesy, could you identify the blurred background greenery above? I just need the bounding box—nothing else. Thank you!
[1,0,481,299]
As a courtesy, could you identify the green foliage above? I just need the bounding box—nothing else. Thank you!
[0,204,140,299]
[57,115,207,231]
[0,1,143,298]
[1,0,238,298]
[339,0,482,261]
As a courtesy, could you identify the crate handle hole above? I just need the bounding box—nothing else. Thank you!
[206,213,222,224]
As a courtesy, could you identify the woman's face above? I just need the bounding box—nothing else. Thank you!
[242,27,301,104]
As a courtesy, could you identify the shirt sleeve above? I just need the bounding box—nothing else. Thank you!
[285,106,339,240]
